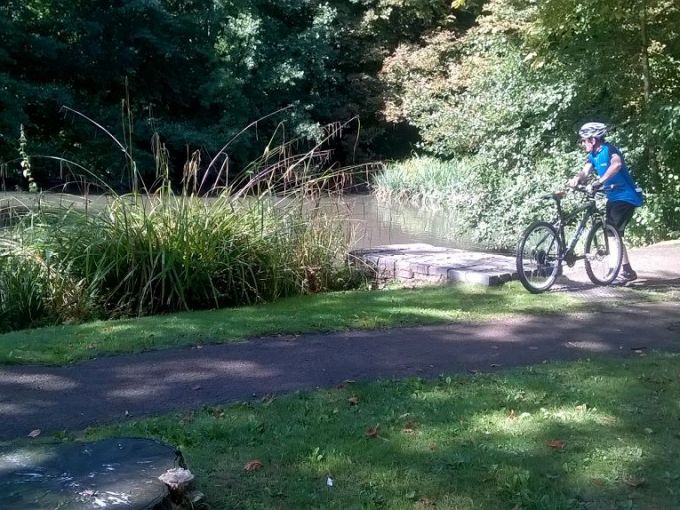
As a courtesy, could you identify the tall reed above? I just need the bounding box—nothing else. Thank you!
[0,116,367,332]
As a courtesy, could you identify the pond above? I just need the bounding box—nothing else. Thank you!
[0,192,486,251]
[314,194,484,251]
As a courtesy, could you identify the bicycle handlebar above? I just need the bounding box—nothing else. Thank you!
[541,183,619,201]
[572,183,619,195]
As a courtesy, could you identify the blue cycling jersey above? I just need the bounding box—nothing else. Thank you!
[588,143,643,206]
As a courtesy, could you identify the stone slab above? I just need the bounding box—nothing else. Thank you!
[0,438,183,509]
[351,243,517,287]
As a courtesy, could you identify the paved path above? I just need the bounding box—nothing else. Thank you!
[1,243,679,440]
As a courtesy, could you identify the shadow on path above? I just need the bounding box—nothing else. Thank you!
[1,301,679,440]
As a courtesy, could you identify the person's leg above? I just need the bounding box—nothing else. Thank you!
[621,243,630,266]
[606,201,636,280]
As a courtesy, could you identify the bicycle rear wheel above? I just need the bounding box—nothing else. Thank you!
[584,222,622,285]
[516,221,562,293]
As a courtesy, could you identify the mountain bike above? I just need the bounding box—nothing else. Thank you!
[516,185,623,293]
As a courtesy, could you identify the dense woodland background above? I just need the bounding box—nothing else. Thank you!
[1,0,679,239]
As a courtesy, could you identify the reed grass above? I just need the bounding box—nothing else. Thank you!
[0,116,368,332]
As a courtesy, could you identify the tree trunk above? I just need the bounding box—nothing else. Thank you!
[640,0,658,187]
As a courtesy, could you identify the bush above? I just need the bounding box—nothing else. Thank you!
[373,155,579,250]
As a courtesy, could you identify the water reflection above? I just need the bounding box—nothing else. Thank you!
[1,192,485,252]
[315,194,483,251]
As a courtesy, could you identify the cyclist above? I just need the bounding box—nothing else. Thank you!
[568,122,644,282]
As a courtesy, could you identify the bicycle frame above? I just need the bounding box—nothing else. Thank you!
[549,194,605,265]
[516,184,623,293]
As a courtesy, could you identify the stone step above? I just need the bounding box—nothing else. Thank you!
[351,243,517,287]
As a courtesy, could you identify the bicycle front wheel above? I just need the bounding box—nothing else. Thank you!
[516,221,562,293]
[584,222,622,285]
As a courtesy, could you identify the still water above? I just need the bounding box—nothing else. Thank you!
[0,192,484,251]
[314,194,483,251]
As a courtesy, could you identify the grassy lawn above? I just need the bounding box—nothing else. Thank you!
[0,282,581,366]
[73,353,680,509]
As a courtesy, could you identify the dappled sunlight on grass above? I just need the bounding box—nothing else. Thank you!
[72,354,680,509]
[0,283,580,365]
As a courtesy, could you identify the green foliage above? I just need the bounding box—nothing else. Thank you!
[0,0,456,188]
[0,187,362,332]
[378,0,680,245]
[2,0,678,244]
[374,156,575,249]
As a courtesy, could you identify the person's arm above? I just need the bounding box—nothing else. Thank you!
[595,152,622,185]
[568,161,593,188]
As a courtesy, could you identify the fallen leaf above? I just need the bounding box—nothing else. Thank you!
[366,426,379,438]
[547,439,566,449]
[402,421,417,434]
[244,460,264,472]
[348,396,359,406]
[28,429,41,438]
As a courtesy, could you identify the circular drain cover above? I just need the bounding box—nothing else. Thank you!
[0,438,182,509]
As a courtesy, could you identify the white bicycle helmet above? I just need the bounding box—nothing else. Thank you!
[578,122,608,140]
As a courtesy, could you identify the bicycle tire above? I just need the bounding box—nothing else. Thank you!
[584,222,623,285]
[516,221,562,294]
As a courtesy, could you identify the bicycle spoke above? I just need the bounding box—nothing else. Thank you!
[584,223,622,285]
[516,222,561,293]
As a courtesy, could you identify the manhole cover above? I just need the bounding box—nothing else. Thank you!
[0,438,183,509]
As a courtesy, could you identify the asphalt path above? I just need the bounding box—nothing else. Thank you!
[1,299,679,440]
[1,242,679,440]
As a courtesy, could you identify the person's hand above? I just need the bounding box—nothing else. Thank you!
[586,181,603,194]
[567,176,581,188]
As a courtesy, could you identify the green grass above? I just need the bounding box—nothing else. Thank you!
[71,353,680,509]
[0,282,580,365]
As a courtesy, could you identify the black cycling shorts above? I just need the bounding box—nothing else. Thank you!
[606,201,636,236]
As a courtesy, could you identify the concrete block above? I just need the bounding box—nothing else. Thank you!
[396,269,414,279]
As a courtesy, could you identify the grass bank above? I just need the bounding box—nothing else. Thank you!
[0,282,579,365]
[76,353,680,509]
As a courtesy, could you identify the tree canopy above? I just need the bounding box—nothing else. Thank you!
[1,0,679,240]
